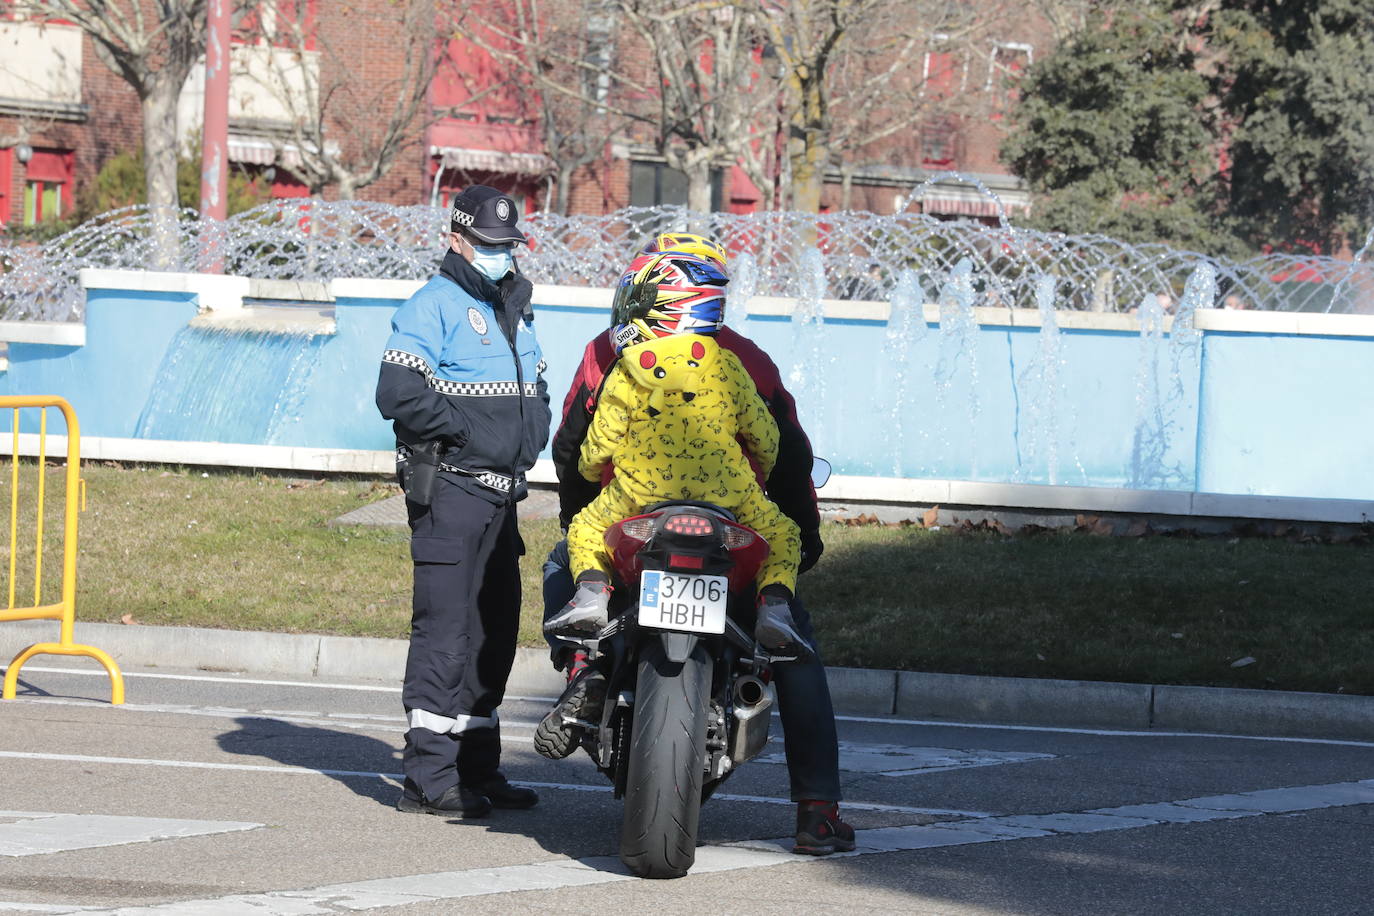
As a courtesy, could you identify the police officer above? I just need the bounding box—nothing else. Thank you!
[376,185,551,818]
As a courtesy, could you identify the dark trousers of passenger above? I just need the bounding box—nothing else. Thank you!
[541,538,842,802]
[403,477,522,801]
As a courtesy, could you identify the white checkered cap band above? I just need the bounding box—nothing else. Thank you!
[452,208,474,227]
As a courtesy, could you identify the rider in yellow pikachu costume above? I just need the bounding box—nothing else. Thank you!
[565,329,802,595]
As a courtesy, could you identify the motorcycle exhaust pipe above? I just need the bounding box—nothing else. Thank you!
[729,675,773,765]
[732,675,770,716]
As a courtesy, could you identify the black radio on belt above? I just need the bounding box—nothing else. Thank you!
[401,441,445,506]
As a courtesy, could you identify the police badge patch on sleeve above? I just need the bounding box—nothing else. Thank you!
[468,307,488,335]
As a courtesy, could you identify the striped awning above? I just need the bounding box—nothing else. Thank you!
[226,136,337,169]
[431,146,553,176]
[917,185,1029,218]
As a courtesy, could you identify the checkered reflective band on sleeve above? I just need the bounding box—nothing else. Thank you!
[382,348,431,374]
[536,359,547,375]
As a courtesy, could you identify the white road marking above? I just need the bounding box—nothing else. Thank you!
[0,811,261,858]
[0,751,985,819]
[44,777,1374,915]
[759,742,1055,776]
[833,712,1374,750]
[15,664,1374,749]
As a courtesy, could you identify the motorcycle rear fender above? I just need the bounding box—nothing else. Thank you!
[658,631,700,664]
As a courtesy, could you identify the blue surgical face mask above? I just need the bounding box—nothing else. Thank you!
[470,243,514,281]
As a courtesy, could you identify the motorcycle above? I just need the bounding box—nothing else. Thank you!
[539,460,830,879]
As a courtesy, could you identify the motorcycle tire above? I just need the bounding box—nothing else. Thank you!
[619,639,712,879]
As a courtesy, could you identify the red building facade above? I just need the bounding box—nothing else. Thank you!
[1,2,1056,229]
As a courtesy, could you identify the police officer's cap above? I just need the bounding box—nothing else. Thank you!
[450,185,527,246]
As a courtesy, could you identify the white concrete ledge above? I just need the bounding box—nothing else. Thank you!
[0,320,86,346]
[328,277,425,301]
[59,270,1374,338]
[78,269,251,313]
[247,278,332,302]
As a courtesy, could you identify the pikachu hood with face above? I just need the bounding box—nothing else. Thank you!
[619,333,720,418]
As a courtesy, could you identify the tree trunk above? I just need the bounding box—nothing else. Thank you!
[555,166,573,215]
[142,80,183,269]
[685,159,713,215]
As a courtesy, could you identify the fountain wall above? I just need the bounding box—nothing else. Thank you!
[0,268,1370,523]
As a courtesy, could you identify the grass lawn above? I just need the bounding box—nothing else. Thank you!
[8,463,1371,695]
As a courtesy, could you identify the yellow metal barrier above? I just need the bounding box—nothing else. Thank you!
[1,396,124,704]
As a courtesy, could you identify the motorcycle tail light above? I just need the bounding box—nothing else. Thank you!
[721,522,756,549]
[606,512,661,583]
[668,553,705,569]
[618,517,657,541]
[663,514,714,537]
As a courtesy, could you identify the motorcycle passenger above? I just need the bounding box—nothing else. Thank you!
[548,251,805,635]
[538,235,855,855]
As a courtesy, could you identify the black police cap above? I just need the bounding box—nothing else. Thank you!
[450,185,527,245]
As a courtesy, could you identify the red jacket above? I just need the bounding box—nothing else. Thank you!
[550,326,821,537]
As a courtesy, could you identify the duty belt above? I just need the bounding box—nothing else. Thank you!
[396,445,517,494]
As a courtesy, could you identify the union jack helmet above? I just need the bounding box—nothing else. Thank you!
[609,252,728,354]
[637,232,729,269]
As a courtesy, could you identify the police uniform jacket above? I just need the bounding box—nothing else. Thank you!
[376,250,551,503]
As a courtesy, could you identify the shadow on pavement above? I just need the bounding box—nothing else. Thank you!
[216,716,403,807]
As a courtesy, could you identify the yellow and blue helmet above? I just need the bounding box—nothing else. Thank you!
[609,251,729,354]
[637,232,729,270]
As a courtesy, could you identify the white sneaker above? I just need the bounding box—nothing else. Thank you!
[544,579,612,634]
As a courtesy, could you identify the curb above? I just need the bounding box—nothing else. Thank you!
[4,620,1372,742]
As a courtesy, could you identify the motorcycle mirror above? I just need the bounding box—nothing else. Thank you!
[811,457,832,489]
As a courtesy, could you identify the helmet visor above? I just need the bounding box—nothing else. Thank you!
[610,280,663,328]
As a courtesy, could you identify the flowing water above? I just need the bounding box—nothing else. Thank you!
[134,323,326,445]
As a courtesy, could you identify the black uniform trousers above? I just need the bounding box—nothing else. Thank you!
[402,474,523,800]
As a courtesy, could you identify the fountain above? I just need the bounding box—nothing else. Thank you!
[0,188,1371,513]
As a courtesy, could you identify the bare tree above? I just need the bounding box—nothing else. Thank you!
[16,0,209,212]
[453,0,638,214]
[749,0,1016,213]
[618,1,777,213]
[243,0,447,199]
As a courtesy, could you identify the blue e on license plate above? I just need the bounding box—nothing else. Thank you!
[638,570,728,634]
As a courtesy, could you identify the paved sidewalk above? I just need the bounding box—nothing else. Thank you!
[4,619,1371,742]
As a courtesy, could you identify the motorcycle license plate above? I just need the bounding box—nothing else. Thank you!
[638,570,728,634]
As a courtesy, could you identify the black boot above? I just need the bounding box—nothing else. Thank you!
[396,779,492,818]
[794,800,856,855]
[463,772,539,809]
[534,653,607,760]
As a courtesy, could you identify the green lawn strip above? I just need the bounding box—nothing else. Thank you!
[21,464,1370,695]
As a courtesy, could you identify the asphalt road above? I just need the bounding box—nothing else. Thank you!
[2,664,1372,915]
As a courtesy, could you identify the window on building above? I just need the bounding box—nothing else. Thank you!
[920,119,958,170]
[630,161,723,211]
[922,38,965,100]
[988,42,1032,112]
[21,148,73,225]
[233,1,318,49]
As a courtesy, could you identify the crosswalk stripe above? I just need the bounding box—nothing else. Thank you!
[53,777,1374,914]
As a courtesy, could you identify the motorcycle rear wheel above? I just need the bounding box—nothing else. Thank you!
[619,640,712,879]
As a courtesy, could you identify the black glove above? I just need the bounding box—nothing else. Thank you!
[799,528,824,574]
